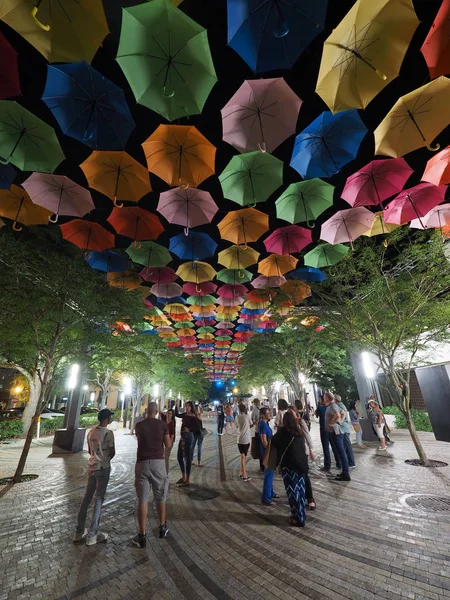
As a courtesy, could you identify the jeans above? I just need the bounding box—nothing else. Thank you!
[354,427,363,446]
[76,467,110,537]
[191,434,203,463]
[261,468,275,504]
[177,432,194,478]
[320,429,341,470]
[344,433,356,467]
[218,414,225,434]
[330,432,349,474]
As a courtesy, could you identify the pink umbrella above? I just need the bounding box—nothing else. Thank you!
[217,284,248,298]
[216,296,245,306]
[157,187,218,233]
[195,319,216,326]
[264,225,312,255]
[252,274,286,288]
[216,329,234,336]
[140,266,178,284]
[156,326,174,333]
[422,145,450,186]
[150,283,183,298]
[23,173,95,222]
[384,183,446,226]
[341,158,413,208]
[221,78,302,154]
[183,282,217,296]
[216,322,235,329]
[320,207,375,247]
[411,205,450,230]
[143,298,154,309]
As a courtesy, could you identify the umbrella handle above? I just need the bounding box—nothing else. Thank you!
[113,197,124,208]
[184,227,189,236]
[31,6,51,31]
[134,240,142,249]
[48,214,59,224]
[0,156,10,165]
[12,221,22,232]
[238,270,245,279]
[258,142,267,153]
[426,142,440,152]
[196,285,201,293]
[239,243,248,250]
[162,86,175,99]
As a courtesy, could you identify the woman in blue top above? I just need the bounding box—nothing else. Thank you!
[259,407,279,506]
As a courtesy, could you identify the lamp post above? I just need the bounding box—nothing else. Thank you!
[63,364,79,429]
[122,376,132,429]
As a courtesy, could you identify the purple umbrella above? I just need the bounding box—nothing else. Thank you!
[221,78,302,154]
[22,173,95,223]
[157,187,218,233]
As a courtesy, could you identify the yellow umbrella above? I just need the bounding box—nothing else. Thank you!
[258,254,298,277]
[164,303,190,315]
[189,304,215,313]
[177,328,195,337]
[316,0,419,113]
[216,306,240,315]
[362,212,399,237]
[176,260,217,283]
[280,280,311,304]
[244,301,269,309]
[374,77,450,157]
[218,244,259,269]
[0,185,52,230]
[107,270,142,290]
[196,333,214,340]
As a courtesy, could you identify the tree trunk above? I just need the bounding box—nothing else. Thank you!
[21,371,42,432]
[405,408,429,466]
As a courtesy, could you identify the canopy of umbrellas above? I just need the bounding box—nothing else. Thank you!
[0,0,449,381]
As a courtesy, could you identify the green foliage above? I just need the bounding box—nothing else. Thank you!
[79,415,100,427]
[39,416,64,435]
[382,406,432,432]
[0,419,24,440]
[151,350,209,401]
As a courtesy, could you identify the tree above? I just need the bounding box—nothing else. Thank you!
[0,227,144,482]
[312,228,450,466]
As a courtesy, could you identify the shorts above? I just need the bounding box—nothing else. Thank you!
[238,443,250,456]
[135,459,169,504]
[225,416,234,422]
[373,424,385,439]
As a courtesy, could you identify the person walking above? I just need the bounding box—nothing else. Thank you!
[368,398,387,450]
[335,395,356,469]
[274,398,288,430]
[132,402,172,547]
[217,402,225,435]
[225,403,235,434]
[324,392,351,481]
[315,397,341,472]
[191,408,204,467]
[175,401,200,486]
[236,403,253,482]
[272,411,308,527]
[73,409,115,545]
[163,409,176,471]
[259,407,279,505]
[349,400,366,448]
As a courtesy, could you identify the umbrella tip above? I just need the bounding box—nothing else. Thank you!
[31,5,50,31]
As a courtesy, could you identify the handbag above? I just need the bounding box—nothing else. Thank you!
[251,436,260,459]
[262,439,278,470]
[353,423,361,432]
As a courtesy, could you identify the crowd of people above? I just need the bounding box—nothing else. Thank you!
[72,392,393,546]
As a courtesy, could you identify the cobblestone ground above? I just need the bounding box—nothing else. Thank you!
[1,419,450,600]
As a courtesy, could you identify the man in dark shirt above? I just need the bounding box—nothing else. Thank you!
[132,402,172,548]
[316,397,341,472]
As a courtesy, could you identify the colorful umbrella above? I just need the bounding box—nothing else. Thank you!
[183,282,217,296]
[186,295,216,306]
[374,77,450,157]
[216,321,235,329]
[219,151,283,206]
[264,225,312,255]
[420,0,450,79]
[304,243,350,268]
[218,244,259,270]
[177,328,196,337]
[258,254,298,277]
[320,207,375,246]
[316,0,419,113]
[0,32,20,100]
[85,250,130,273]
[362,212,399,237]
[383,183,446,226]
[276,179,334,226]
[126,241,172,268]
[169,231,217,261]
[221,77,302,153]
[218,207,269,245]
[288,267,327,282]
[175,321,195,329]
[140,266,177,284]
[22,173,94,222]
[158,187,218,232]
[216,296,244,307]
[217,284,248,298]
[216,268,253,284]
[341,158,413,209]
[150,283,183,298]
[60,220,114,252]
[116,0,216,122]
[422,146,450,186]
[0,185,52,230]
[0,0,108,63]
[251,275,286,288]
[80,151,151,207]
[291,109,368,179]
[416,205,450,230]
[0,101,64,172]
[227,0,328,73]
[0,162,15,190]
[142,125,216,188]
[107,207,163,241]
[177,261,217,283]
[43,62,134,150]
[107,270,142,290]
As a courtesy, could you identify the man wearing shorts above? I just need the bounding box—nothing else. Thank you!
[133,402,172,548]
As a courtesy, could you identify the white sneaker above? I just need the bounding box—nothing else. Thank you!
[85,532,108,546]
[73,529,88,543]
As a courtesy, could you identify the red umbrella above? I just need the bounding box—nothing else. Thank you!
[422,145,450,186]
[107,207,163,240]
[384,183,446,226]
[264,225,312,255]
[217,284,248,298]
[183,282,218,296]
[421,0,450,78]
[60,220,114,252]
[195,319,216,326]
[150,283,183,298]
[341,158,413,209]
[0,32,20,99]
[157,187,218,233]
[216,329,234,336]
[140,266,178,284]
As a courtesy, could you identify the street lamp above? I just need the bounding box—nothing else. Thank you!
[67,364,79,390]
[232,386,238,395]
[153,383,160,398]
[361,352,375,379]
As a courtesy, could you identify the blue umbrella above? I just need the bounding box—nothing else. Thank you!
[289,267,327,282]
[42,61,135,150]
[0,162,15,189]
[169,231,217,261]
[227,0,328,73]
[236,324,253,332]
[85,250,131,272]
[290,110,368,179]
[156,296,187,306]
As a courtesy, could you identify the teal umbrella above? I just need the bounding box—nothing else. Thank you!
[276,179,334,226]
[116,0,217,122]
[219,151,283,206]
[0,101,64,172]
[303,243,349,268]
[126,241,172,267]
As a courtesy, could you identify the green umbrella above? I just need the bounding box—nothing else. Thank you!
[186,295,216,306]
[175,320,194,328]
[116,0,217,122]
[215,314,238,322]
[216,268,253,284]
[303,243,349,268]
[219,151,283,207]
[126,241,172,267]
[276,179,334,226]
[215,335,232,340]
[197,326,215,334]
[0,101,64,172]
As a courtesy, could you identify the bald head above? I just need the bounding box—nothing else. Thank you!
[147,402,158,417]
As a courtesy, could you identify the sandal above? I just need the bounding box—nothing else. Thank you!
[176,478,185,484]
[179,481,190,487]
[307,502,316,511]
[262,501,277,506]
[289,518,305,527]
[273,494,281,499]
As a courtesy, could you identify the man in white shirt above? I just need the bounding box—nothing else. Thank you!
[73,409,115,545]
[324,392,350,482]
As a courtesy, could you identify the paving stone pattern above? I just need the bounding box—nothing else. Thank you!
[1,419,450,600]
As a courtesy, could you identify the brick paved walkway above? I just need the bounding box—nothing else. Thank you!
[1,419,450,600]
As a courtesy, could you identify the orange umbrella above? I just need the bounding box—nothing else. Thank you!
[142,124,216,188]
[422,145,450,186]
[80,151,151,207]
[216,306,240,315]
[107,270,142,289]
[190,304,215,313]
[420,0,450,79]
[258,254,298,277]
[0,185,52,230]
[281,280,311,304]
[218,208,269,246]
